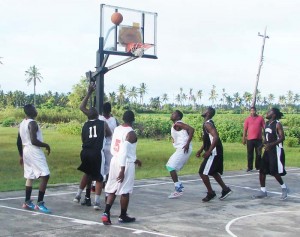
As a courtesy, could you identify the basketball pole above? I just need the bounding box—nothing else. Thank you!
[251,27,269,108]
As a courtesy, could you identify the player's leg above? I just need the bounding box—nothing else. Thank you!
[118,193,135,223]
[81,175,92,206]
[212,173,232,200]
[22,179,35,210]
[102,192,116,225]
[35,175,51,213]
[73,174,88,203]
[254,140,262,170]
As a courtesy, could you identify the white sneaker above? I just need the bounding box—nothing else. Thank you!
[168,191,183,199]
[93,202,101,210]
[280,188,289,200]
[73,195,81,203]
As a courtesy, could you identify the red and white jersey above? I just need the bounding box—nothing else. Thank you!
[110,125,137,166]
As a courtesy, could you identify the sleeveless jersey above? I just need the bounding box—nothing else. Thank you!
[111,125,137,164]
[264,120,283,148]
[171,120,191,149]
[19,118,43,146]
[99,115,118,145]
[81,119,105,150]
[202,119,223,156]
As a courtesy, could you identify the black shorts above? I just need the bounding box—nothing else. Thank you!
[260,147,286,176]
[199,154,223,176]
[78,149,103,181]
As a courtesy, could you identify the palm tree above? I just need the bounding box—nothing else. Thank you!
[267,93,275,106]
[286,90,294,105]
[127,86,138,103]
[278,95,286,108]
[175,94,181,106]
[108,92,116,105]
[25,65,43,106]
[196,90,203,105]
[117,84,127,105]
[209,85,218,106]
[243,92,252,108]
[138,83,147,104]
[162,93,169,105]
[293,93,299,105]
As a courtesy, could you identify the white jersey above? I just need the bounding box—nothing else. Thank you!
[111,125,137,166]
[19,118,50,179]
[171,120,191,149]
[105,125,137,195]
[98,115,118,145]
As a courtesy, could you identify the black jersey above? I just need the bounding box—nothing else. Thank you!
[264,120,283,147]
[81,119,105,151]
[202,119,223,155]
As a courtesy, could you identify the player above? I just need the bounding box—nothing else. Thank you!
[253,108,288,200]
[91,102,118,193]
[196,107,232,202]
[101,110,142,225]
[166,110,194,198]
[73,83,111,210]
[17,104,51,213]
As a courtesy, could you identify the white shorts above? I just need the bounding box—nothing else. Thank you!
[166,146,192,171]
[105,157,135,195]
[23,145,50,179]
[103,144,113,176]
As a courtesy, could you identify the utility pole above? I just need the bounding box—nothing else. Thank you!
[251,27,269,107]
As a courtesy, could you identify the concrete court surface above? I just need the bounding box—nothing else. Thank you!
[0,168,299,237]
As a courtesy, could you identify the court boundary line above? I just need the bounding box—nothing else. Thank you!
[1,168,299,201]
[225,210,300,237]
[0,205,177,237]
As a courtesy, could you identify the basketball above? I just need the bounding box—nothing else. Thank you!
[111,12,123,25]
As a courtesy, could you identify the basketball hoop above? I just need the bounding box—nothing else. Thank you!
[126,42,152,57]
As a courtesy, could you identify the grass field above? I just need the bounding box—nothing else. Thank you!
[0,127,299,192]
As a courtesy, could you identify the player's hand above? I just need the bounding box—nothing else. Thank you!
[196,150,202,158]
[182,144,189,153]
[88,82,96,93]
[135,159,142,167]
[117,171,125,183]
[202,151,211,159]
[45,144,51,155]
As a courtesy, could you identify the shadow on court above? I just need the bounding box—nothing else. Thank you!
[0,168,300,237]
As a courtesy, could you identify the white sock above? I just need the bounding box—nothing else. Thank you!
[175,182,181,187]
[261,187,266,192]
[76,188,83,197]
[281,183,286,189]
[95,195,100,203]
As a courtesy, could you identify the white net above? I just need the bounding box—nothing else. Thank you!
[131,47,145,57]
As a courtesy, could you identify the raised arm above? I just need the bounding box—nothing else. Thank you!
[80,83,96,116]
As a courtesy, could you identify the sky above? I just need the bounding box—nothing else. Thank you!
[0,0,299,105]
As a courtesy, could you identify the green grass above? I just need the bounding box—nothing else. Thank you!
[1,127,299,192]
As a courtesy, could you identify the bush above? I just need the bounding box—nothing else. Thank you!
[57,121,82,135]
[2,117,16,127]
[285,137,298,147]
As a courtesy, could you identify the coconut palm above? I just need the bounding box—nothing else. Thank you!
[25,65,43,106]
[209,85,218,106]
[127,86,138,103]
[138,83,147,104]
[162,93,169,105]
[117,84,127,105]
[196,90,203,105]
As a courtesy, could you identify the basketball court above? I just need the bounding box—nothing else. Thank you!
[1,168,299,237]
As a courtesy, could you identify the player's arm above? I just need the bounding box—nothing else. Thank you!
[203,122,219,159]
[28,121,51,155]
[265,122,285,151]
[104,121,112,138]
[17,133,23,165]
[196,144,204,158]
[80,83,95,116]
[175,122,194,153]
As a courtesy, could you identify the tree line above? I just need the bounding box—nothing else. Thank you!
[0,66,299,113]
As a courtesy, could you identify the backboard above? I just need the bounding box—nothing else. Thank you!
[100,4,158,59]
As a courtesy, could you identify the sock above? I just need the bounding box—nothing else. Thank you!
[281,183,286,189]
[261,187,266,192]
[37,190,45,203]
[85,188,91,199]
[76,188,83,197]
[104,204,112,214]
[25,186,32,202]
[121,208,127,217]
[175,182,181,188]
[95,195,100,204]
